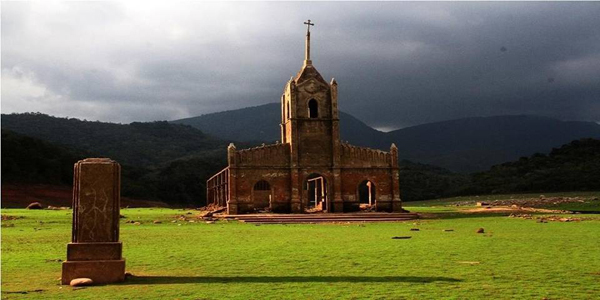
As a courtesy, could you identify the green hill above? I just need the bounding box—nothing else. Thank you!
[2,112,227,167]
[5,113,597,206]
[2,113,466,204]
[1,129,87,185]
[470,138,600,194]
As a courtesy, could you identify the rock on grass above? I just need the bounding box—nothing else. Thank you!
[70,278,93,287]
[26,202,43,209]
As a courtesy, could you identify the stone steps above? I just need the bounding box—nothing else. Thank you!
[217,213,419,224]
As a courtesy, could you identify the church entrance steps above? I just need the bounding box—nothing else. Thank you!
[215,213,419,224]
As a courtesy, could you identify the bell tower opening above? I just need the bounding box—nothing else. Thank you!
[308,99,319,118]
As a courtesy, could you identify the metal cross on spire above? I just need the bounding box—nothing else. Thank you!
[303,20,314,65]
[304,19,314,34]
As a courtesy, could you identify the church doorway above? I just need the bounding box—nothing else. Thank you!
[252,180,271,211]
[358,180,376,207]
[305,173,327,212]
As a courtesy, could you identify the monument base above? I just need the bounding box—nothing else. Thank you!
[62,259,126,285]
[62,242,125,285]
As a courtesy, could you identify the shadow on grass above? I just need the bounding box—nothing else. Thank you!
[122,275,461,285]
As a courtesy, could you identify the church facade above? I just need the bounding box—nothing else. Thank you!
[207,22,402,214]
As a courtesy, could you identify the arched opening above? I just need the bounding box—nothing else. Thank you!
[358,180,376,208]
[305,173,327,212]
[252,180,271,211]
[308,99,318,118]
[287,101,291,119]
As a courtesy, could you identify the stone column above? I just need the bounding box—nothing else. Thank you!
[389,144,403,212]
[227,144,238,214]
[290,168,302,213]
[61,158,125,285]
[332,168,343,213]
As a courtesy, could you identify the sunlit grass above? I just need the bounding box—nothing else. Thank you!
[2,199,600,299]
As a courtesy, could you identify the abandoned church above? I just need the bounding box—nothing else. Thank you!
[207,21,402,214]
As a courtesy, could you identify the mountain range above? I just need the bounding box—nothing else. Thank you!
[3,110,599,206]
[1,114,468,204]
[172,103,600,172]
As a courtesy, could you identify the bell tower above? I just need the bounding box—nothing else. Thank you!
[280,20,341,168]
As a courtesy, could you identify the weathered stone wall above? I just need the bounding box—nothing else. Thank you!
[231,168,292,213]
[297,121,333,167]
[236,143,290,167]
[340,143,391,168]
[339,168,395,212]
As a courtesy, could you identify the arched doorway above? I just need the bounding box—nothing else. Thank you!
[305,173,327,212]
[358,180,376,207]
[252,180,271,211]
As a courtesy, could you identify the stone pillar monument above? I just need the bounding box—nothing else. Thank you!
[61,158,125,285]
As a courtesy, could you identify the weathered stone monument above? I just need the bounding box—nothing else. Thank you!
[61,158,125,285]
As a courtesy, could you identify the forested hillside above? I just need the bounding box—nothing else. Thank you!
[470,139,600,194]
[4,113,599,207]
[2,129,87,185]
[1,128,228,205]
[1,114,465,205]
[2,112,227,166]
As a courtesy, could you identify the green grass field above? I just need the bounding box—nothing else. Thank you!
[2,193,600,299]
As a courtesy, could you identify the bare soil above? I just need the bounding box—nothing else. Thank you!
[1,183,169,208]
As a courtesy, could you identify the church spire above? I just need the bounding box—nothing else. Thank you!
[303,19,314,66]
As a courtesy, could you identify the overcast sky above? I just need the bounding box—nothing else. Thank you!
[2,1,599,130]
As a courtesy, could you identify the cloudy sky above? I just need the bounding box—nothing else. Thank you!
[2,1,600,130]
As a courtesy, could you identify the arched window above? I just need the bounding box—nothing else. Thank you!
[308,99,318,118]
[287,101,291,119]
[254,180,270,191]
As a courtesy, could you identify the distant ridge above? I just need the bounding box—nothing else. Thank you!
[384,115,600,172]
[1,112,226,166]
[172,105,600,172]
[172,103,386,147]
[1,113,467,204]
[4,112,599,204]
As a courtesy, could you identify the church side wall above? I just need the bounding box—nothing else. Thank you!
[340,168,395,212]
[230,144,292,213]
[232,168,292,213]
[236,144,290,167]
[340,143,391,168]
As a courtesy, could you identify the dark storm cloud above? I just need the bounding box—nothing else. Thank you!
[2,2,599,128]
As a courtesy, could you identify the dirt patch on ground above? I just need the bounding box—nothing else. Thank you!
[1,183,170,208]
[1,215,24,221]
[462,206,569,214]
[509,214,595,222]
[453,196,598,209]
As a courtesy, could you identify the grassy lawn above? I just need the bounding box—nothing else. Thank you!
[406,191,600,211]
[2,201,600,299]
